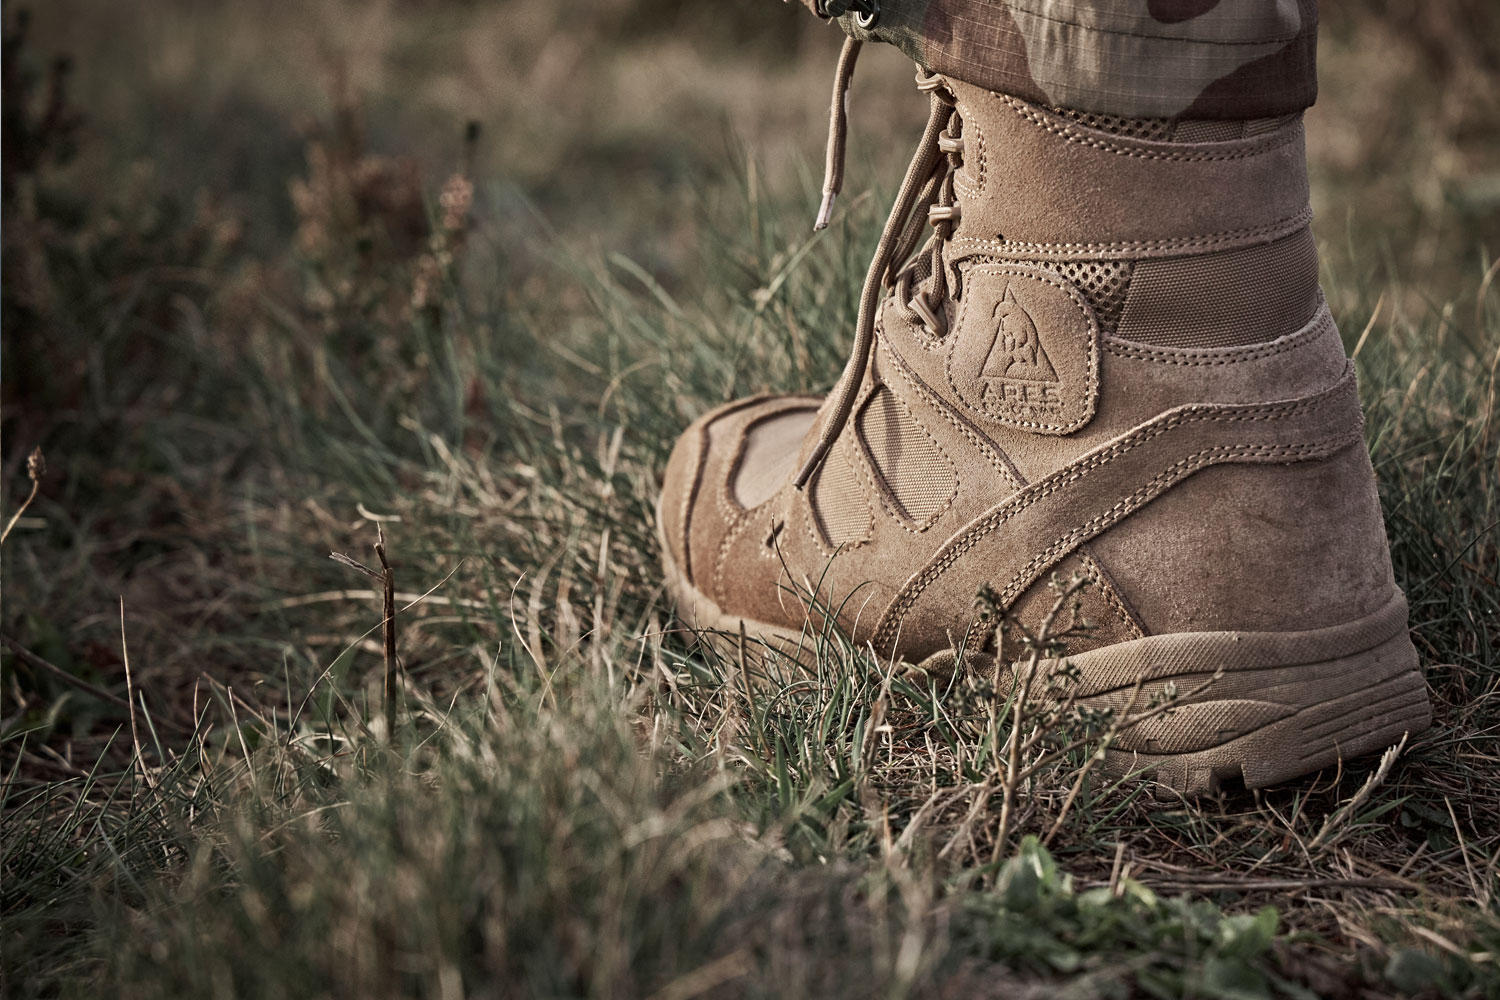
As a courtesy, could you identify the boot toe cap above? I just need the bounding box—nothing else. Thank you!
[657,395,821,589]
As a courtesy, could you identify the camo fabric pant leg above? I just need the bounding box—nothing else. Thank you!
[793,0,1318,118]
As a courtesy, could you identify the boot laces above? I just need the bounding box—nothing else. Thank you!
[795,38,964,489]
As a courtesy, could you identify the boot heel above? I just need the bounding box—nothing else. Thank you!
[1031,590,1431,795]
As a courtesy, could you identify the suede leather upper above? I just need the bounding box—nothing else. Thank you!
[658,84,1400,668]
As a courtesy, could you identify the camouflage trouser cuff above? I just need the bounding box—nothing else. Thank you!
[798,0,1318,120]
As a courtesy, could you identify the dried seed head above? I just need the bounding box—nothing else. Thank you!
[27,446,45,482]
[438,173,473,232]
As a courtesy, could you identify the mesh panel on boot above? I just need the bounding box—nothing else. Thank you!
[856,387,956,526]
[810,445,873,549]
[966,259,1132,334]
[1171,120,1248,143]
[1049,107,1173,141]
[1114,228,1320,349]
[1244,115,1300,137]
[733,407,819,509]
[1049,260,1132,334]
[1049,108,1294,144]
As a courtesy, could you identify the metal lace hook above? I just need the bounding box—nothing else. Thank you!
[818,0,881,27]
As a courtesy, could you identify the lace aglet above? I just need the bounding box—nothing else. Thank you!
[814,190,837,231]
[793,439,833,491]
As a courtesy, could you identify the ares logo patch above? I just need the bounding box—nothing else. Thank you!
[946,266,1098,435]
[984,286,1058,384]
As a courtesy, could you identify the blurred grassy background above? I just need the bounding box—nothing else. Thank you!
[11,0,1499,291]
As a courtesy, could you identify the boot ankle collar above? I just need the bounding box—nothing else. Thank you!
[945,82,1311,259]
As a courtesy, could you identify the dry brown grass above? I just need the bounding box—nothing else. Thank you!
[4,3,1498,997]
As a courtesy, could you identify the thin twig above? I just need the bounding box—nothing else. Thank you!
[1014,669,1225,785]
[1,447,45,545]
[289,559,465,738]
[1043,677,1144,847]
[270,589,488,611]
[329,526,403,738]
[330,552,381,580]
[1085,874,1411,894]
[991,576,1089,863]
[375,524,399,734]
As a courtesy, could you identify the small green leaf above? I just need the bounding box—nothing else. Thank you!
[1217,906,1279,958]
[1384,948,1444,994]
[995,836,1064,910]
[1200,955,1272,1000]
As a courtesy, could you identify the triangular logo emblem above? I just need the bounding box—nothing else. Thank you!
[981,285,1058,384]
[945,264,1099,436]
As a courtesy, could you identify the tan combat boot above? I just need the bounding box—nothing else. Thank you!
[656,54,1431,795]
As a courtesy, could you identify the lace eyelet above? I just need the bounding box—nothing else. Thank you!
[915,71,944,93]
[819,0,879,27]
[909,295,947,338]
[927,204,960,227]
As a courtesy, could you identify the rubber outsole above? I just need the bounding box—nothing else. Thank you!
[656,502,1431,795]
[1047,604,1429,794]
